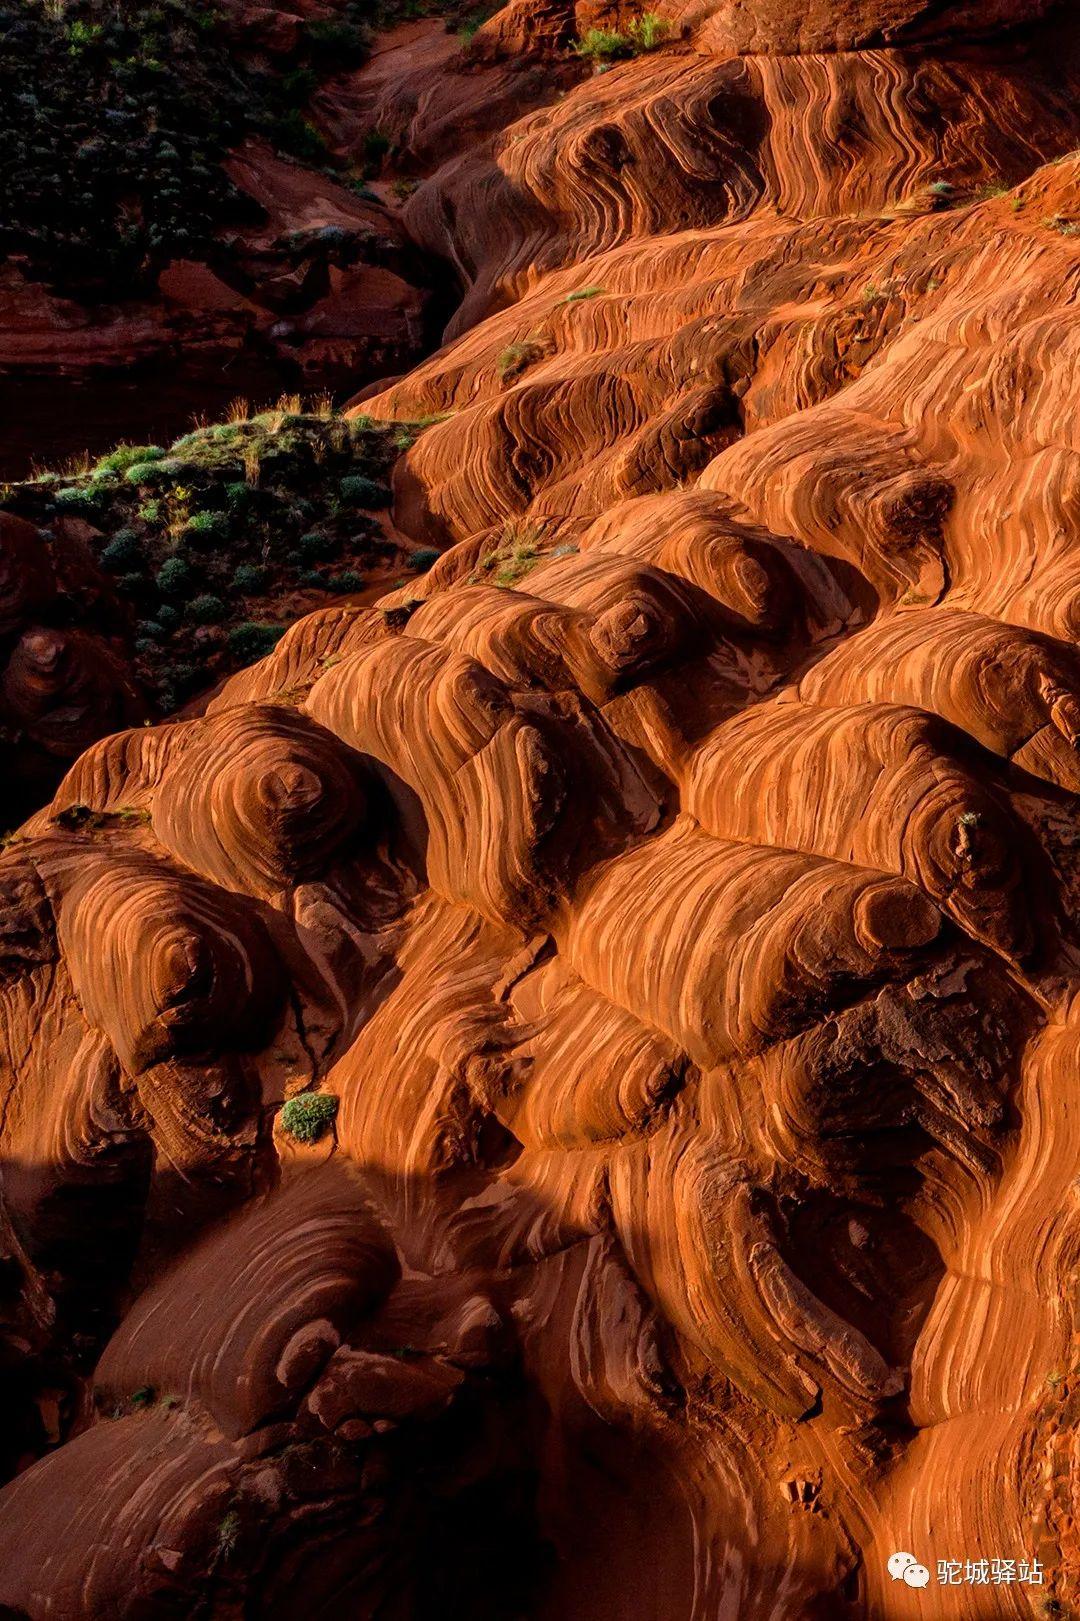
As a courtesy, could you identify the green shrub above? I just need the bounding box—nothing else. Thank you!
[573,25,632,59]
[409,547,440,572]
[126,457,179,486]
[232,562,269,593]
[305,18,367,57]
[276,109,327,164]
[228,620,285,661]
[224,481,254,512]
[54,485,99,514]
[299,530,337,561]
[156,556,193,596]
[280,1091,339,1143]
[96,444,164,476]
[156,603,180,629]
[101,529,142,571]
[189,593,225,624]
[557,285,604,304]
[338,474,389,508]
[182,511,229,547]
[628,11,668,49]
[137,619,166,639]
[327,569,363,594]
[574,12,666,59]
[362,128,391,172]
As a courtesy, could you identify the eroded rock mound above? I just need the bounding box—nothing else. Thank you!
[2,2,1080,1618]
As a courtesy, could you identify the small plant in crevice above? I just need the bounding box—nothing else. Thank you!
[496,336,551,383]
[469,520,548,588]
[556,285,605,304]
[216,1509,242,1561]
[573,11,668,62]
[279,1092,340,1144]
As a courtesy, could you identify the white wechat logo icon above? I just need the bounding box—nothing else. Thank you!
[888,1552,931,1589]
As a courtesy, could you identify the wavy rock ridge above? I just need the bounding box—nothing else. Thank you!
[2,1,1080,1617]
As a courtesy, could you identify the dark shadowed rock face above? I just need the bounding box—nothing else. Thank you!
[1,2,1080,1617]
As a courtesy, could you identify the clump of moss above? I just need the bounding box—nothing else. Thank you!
[280,1092,339,1144]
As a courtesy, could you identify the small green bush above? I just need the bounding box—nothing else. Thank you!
[409,547,440,572]
[628,11,668,49]
[557,285,604,304]
[574,12,666,59]
[182,511,229,547]
[280,1091,339,1143]
[327,570,363,594]
[156,556,193,596]
[228,620,285,661]
[232,562,269,593]
[126,457,179,486]
[54,485,99,513]
[299,530,337,561]
[137,619,165,640]
[96,444,164,476]
[101,529,142,571]
[573,25,632,59]
[305,18,367,57]
[224,481,254,512]
[189,593,225,624]
[156,603,180,629]
[338,474,389,508]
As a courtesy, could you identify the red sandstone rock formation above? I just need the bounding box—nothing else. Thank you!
[2,1,1080,1618]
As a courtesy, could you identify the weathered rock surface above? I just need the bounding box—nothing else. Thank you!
[2,0,1080,1617]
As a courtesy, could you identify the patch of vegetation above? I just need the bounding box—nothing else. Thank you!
[1044,214,1080,237]
[0,0,484,298]
[0,402,417,712]
[573,11,667,61]
[216,1509,242,1561]
[470,521,547,588]
[496,337,551,383]
[280,1091,340,1144]
[556,285,605,304]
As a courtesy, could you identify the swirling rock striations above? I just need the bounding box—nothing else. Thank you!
[3,2,1080,1618]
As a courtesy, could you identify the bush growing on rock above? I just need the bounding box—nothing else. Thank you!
[280,1092,339,1144]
